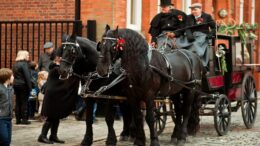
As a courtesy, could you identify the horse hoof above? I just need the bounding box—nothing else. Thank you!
[119,136,129,141]
[170,137,178,145]
[80,138,92,146]
[129,136,135,142]
[80,142,92,146]
[177,139,186,146]
[150,139,160,146]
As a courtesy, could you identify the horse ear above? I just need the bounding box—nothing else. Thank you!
[114,26,119,38]
[62,33,69,42]
[105,24,110,33]
[70,33,77,42]
[96,41,101,52]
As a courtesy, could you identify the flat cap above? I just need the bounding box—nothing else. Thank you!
[44,42,53,49]
[189,3,202,9]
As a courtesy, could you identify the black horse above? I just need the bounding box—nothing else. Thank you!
[58,34,134,146]
[97,26,203,146]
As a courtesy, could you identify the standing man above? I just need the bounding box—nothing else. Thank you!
[149,0,187,53]
[38,42,55,72]
[185,3,216,67]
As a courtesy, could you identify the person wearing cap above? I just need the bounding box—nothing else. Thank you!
[38,42,55,72]
[149,0,187,52]
[184,3,216,67]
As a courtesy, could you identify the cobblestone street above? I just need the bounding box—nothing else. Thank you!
[12,98,260,146]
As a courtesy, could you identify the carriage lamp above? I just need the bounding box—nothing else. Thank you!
[218,9,228,18]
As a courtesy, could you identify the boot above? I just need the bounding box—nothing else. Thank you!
[75,106,85,121]
[20,119,31,125]
[49,120,65,143]
[38,121,53,144]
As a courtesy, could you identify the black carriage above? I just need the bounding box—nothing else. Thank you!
[154,34,258,136]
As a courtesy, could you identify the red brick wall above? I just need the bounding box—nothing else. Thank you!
[81,0,115,40]
[0,0,75,68]
[0,0,75,21]
[142,0,158,41]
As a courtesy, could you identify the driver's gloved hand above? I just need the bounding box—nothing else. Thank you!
[187,36,195,42]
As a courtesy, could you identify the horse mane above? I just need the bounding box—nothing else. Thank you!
[107,28,149,61]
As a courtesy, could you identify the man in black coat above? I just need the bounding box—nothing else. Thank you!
[186,3,216,40]
[38,42,55,72]
[38,55,80,144]
[184,3,216,67]
[149,0,187,52]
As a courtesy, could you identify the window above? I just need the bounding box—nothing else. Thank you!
[239,0,244,24]
[127,0,142,31]
[251,0,255,24]
[182,0,192,14]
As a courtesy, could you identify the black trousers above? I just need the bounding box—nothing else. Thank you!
[13,85,30,122]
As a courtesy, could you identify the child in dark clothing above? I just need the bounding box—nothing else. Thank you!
[0,68,14,146]
[28,61,39,119]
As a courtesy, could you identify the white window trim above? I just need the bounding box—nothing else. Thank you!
[182,0,192,14]
[127,0,142,31]
[251,0,255,24]
[157,0,160,13]
[239,0,244,24]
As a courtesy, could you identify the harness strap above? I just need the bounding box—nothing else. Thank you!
[149,65,205,94]
[94,71,127,95]
[176,49,195,80]
[160,53,172,75]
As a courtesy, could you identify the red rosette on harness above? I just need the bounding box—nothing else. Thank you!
[114,38,125,51]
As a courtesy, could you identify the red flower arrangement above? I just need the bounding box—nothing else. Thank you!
[196,17,204,24]
[114,38,125,51]
[177,15,183,21]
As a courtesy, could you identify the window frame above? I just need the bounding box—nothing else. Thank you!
[126,0,142,31]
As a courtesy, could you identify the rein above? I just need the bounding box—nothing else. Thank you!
[94,69,127,95]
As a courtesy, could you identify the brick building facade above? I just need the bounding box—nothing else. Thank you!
[0,0,259,89]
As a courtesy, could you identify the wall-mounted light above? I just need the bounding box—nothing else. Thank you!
[218,9,228,18]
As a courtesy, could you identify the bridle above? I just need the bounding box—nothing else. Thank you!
[99,36,125,77]
[59,41,81,80]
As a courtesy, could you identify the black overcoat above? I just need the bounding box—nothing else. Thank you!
[41,63,79,119]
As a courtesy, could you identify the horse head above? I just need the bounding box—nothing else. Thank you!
[59,33,83,80]
[97,25,125,77]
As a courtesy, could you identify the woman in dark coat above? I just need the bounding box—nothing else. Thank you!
[12,50,32,125]
[38,56,80,144]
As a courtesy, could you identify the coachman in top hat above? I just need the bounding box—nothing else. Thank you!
[149,0,187,52]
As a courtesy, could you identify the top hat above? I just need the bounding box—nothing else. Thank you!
[44,42,53,49]
[189,3,202,9]
[159,0,174,7]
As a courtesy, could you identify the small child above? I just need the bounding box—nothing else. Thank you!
[37,71,48,116]
[28,61,39,119]
[0,68,14,146]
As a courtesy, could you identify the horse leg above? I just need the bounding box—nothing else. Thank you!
[119,101,131,141]
[130,99,145,146]
[170,94,182,145]
[178,90,194,146]
[81,98,94,146]
[105,100,117,146]
[145,97,160,146]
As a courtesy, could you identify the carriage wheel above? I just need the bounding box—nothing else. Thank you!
[241,72,258,129]
[214,94,231,136]
[154,100,167,135]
